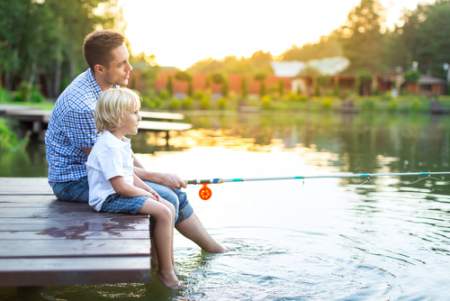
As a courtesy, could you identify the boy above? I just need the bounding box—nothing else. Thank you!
[86,87,180,288]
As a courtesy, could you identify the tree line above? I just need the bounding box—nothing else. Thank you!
[0,0,122,98]
[189,0,450,81]
[1,0,449,100]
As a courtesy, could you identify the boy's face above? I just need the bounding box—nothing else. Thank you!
[118,107,141,136]
[101,44,133,87]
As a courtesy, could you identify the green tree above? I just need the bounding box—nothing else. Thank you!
[175,71,193,96]
[281,34,342,61]
[166,76,173,96]
[254,73,267,97]
[0,0,121,97]
[338,0,385,74]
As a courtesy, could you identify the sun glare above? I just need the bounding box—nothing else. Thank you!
[120,0,433,69]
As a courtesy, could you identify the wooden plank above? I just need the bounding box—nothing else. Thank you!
[0,104,33,115]
[0,218,149,232]
[0,209,148,218]
[0,257,150,286]
[4,109,51,122]
[139,111,184,121]
[0,177,153,286]
[0,230,149,240]
[0,178,53,195]
[138,120,192,132]
[0,240,150,258]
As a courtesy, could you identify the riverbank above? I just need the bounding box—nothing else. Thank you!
[143,94,450,114]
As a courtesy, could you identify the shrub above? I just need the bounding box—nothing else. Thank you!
[14,82,33,102]
[216,97,227,110]
[404,70,420,83]
[387,99,398,112]
[168,98,181,110]
[261,95,272,110]
[0,88,12,103]
[409,97,428,113]
[199,95,211,110]
[0,119,22,151]
[181,97,194,110]
[30,88,45,103]
[360,98,375,111]
[320,97,334,110]
[159,89,170,99]
[142,97,161,109]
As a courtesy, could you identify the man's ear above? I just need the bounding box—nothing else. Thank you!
[93,64,105,74]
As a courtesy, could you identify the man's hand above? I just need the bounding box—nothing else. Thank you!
[158,173,186,190]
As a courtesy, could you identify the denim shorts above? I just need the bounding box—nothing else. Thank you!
[49,176,89,203]
[49,177,194,224]
[144,181,194,224]
[100,193,147,214]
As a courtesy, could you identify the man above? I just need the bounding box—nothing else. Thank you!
[45,29,224,253]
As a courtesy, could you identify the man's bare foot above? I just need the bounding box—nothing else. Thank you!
[158,270,182,289]
[204,243,227,253]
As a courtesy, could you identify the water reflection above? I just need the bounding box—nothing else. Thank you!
[1,112,450,300]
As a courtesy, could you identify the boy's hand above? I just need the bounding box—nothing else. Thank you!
[147,187,160,201]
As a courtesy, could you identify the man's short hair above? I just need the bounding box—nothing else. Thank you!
[95,88,141,132]
[83,30,125,70]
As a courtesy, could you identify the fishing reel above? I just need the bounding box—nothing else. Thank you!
[199,184,212,201]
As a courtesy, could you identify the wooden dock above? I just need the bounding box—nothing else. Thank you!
[0,105,192,145]
[0,178,152,286]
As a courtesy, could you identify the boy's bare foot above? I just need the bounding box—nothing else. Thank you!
[151,258,159,269]
[158,270,182,289]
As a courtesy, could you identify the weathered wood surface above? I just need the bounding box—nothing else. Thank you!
[1,106,191,139]
[0,178,151,286]
[138,120,192,132]
[139,111,184,121]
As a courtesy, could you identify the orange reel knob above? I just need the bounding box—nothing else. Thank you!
[199,184,212,201]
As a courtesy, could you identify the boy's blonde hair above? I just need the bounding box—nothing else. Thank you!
[95,87,141,132]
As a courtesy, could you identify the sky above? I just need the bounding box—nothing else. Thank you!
[120,0,434,69]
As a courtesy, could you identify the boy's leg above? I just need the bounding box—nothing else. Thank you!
[144,181,225,253]
[145,182,180,222]
[157,198,176,265]
[139,199,180,288]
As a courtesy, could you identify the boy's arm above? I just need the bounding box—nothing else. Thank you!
[133,174,160,201]
[110,176,153,198]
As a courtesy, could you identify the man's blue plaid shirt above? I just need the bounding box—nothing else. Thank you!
[45,69,101,183]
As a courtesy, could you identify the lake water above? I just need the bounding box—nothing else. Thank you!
[1,112,450,300]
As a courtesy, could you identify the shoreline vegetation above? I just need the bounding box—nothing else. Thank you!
[1,87,449,152]
[2,85,450,114]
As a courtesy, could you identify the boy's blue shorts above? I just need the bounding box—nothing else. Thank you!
[100,193,148,214]
[50,177,194,224]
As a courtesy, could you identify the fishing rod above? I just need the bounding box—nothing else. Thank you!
[186,171,450,200]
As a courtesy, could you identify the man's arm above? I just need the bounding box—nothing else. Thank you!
[133,154,186,189]
[82,147,91,155]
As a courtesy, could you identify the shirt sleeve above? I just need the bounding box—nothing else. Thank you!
[97,147,124,180]
[63,109,97,149]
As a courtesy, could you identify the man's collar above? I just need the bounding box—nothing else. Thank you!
[87,68,102,97]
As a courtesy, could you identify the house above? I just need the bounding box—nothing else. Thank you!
[405,75,446,96]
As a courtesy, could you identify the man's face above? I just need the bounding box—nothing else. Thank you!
[102,44,133,87]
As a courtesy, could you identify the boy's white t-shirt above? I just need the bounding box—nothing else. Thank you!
[86,130,134,211]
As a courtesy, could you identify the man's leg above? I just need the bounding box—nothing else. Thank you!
[50,176,89,202]
[144,181,225,253]
[176,213,225,253]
